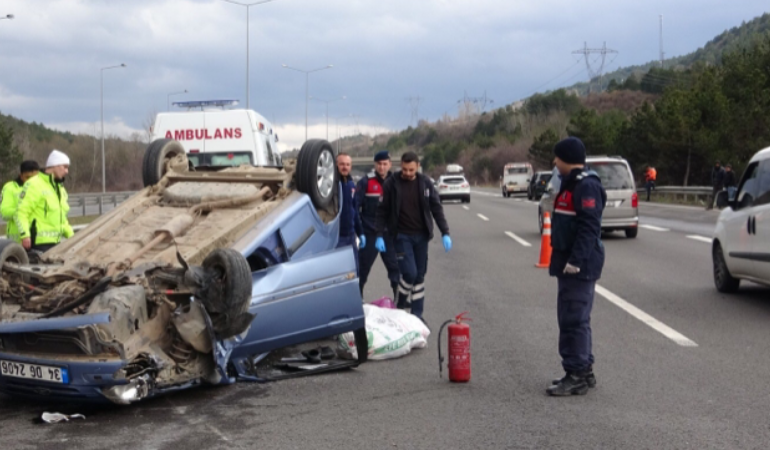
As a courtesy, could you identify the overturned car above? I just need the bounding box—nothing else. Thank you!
[0,139,367,404]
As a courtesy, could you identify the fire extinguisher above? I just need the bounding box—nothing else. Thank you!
[438,312,471,382]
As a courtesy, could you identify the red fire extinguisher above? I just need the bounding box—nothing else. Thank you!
[438,312,471,382]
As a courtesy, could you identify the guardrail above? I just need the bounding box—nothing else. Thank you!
[636,186,712,203]
[68,191,137,216]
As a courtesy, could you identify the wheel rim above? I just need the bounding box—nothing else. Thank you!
[316,149,335,199]
[714,246,728,285]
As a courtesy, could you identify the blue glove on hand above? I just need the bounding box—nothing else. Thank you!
[375,237,386,253]
[359,235,366,249]
[442,235,452,252]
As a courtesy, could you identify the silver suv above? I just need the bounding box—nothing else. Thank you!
[538,156,639,238]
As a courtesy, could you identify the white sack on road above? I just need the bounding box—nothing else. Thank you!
[338,304,430,360]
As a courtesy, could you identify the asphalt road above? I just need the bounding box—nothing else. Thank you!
[2,189,769,449]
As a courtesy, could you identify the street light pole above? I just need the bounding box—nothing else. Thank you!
[167,89,188,111]
[100,63,126,193]
[281,64,333,141]
[310,96,345,140]
[222,0,278,109]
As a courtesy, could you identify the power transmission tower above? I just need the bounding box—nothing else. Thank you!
[405,96,422,127]
[659,15,665,67]
[572,42,618,93]
[457,91,494,119]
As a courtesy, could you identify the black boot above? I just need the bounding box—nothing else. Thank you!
[552,369,596,388]
[546,372,589,396]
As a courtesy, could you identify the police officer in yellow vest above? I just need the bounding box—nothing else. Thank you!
[1,160,40,243]
[15,150,74,252]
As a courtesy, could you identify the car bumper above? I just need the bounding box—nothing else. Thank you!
[601,217,639,229]
[504,186,526,193]
[0,352,128,403]
[439,192,470,200]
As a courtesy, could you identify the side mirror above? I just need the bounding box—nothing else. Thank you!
[715,190,731,209]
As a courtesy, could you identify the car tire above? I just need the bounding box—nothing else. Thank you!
[142,139,188,187]
[465,196,471,204]
[713,242,740,293]
[199,248,255,338]
[0,239,29,270]
[538,209,544,235]
[296,139,338,210]
[625,227,638,238]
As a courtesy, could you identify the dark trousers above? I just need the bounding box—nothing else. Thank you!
[337,234,359,275]
[645,180,655,201]
[707,186,723,209]
[557,277,596,373]
[395,233,429,318]
[358,232,400,296]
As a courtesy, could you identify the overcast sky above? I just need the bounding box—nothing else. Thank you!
[0,0,767,152]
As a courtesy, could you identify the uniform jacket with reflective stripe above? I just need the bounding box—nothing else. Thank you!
[1,179,23,242]
[355,171,390,234]
[549,168,607,280]
[14,172,74,246]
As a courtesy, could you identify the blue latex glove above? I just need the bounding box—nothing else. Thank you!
[359,235,366,249]
[442,235,452,252]
[375,237,386,252]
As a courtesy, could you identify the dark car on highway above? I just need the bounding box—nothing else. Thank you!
[527,171,552,201]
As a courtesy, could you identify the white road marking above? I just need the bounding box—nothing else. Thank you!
[687,235,712,244]
[505,231,532,247]
[595,285,698,347]
[477,214,490,221]
[462,206,470,211]
[639,224,670,232]
[514,199,523,202]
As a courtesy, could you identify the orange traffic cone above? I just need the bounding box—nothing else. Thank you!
[535,212,552,268]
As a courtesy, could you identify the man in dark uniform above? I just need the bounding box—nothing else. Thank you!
[355,151,400,299]
[546,137,607,397]
[336,153,364,274]
[374,151,451,321]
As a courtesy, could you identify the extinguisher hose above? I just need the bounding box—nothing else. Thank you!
[437,319,454,378]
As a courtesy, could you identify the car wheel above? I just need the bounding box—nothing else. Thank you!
[527,189,532,200]
[199,248,255,338]
[713,242,740,293]
[0,239,29,284]
[465,196,471,204]
[142,139,188,187]
[538,209,544,235]
[625,227,638,238]
[296,139,338,210]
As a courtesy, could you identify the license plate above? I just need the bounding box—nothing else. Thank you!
[451,186,459,190]
[0,360,68,384]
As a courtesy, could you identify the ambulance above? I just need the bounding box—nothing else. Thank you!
[150,100,282,168]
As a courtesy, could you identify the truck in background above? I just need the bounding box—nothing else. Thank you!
[500,162,533,197]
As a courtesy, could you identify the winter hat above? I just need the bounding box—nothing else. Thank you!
[46,149,70,168]
[553,137,586,165]
[374,150,390,162]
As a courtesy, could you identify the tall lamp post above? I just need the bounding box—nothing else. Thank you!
[167,89,188,110]
[0,14,14,20]
[222,0,279,109]
[100,63,126,193]
[310,96,345,140]
[281,64,333,141]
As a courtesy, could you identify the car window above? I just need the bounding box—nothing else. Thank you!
[507,167,528,174]
[265,137,275,164]
[753,159,770,206]
[548,167,561,192]
[736,162,760,209]
[540,173,552,182]
[441,177,465,185]
[587,162,634,190]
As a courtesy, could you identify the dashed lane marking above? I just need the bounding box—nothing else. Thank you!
[639,224,670,232]
[595,285,698,347]
[505,231,532,247]
[687,235,712,244]
[477,214,490,221]
[462,206,470,211]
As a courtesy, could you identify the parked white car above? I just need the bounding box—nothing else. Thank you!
[437,174,471,203]
[712,146,770,292]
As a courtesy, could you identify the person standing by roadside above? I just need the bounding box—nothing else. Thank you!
[335,152,364,274]
[707,161,726,210]
[374,151,451,322]
[546,137,607,397]
[1,161,40,243]
[644,165,657,202]
[355,151,400,299]
[14,150,74,253]
[724,164,737,202]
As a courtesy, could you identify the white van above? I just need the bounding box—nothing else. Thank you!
[150,100,282,168]
[501,162,533,197]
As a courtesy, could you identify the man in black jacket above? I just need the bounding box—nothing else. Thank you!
[374,151,452,320]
